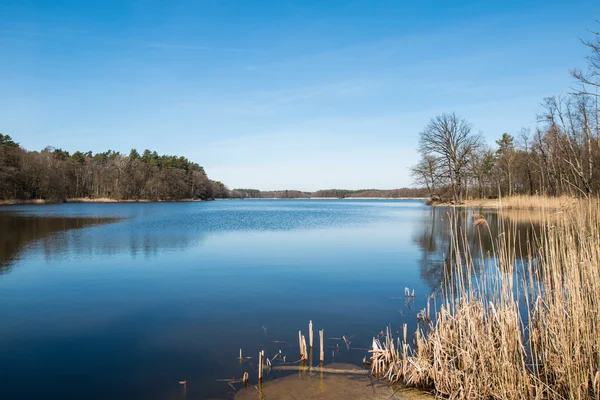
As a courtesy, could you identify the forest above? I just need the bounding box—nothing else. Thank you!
[0,136,426,202]
[411,27,600,203]
[0,137,228,201]
[231,187,428,199]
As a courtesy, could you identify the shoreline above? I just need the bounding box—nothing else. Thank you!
[234,362,432,400]
[0,197,427,206]
[1,196,577,210]
[0,198,204,206]
[240,197,427,200]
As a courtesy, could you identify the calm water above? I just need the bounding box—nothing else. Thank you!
[0,200,534,399]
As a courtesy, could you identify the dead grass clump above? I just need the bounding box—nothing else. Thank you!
[473,217,488,227]
[0,198,46,206]
[372,198,600,399]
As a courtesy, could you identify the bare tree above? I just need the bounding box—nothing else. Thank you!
[410,155,443,197]
[495,133,517,196]
[540,96,594,195]
[469,145,495,198]
[571,26,600,95]
[417,113,482,203]
[518,128,535,195]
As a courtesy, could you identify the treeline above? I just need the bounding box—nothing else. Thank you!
[412,27,600,202]
[232,189,311,198]
[0,135,428,202]
[0,136,229,201]
[231,187,428,199]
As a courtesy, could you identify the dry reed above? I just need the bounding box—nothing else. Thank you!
[473,217,488,227]
[457,194,579,211]
[371,198,600,399]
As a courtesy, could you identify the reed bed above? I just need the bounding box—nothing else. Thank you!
[458,194,578,211]
[371,199,600,399]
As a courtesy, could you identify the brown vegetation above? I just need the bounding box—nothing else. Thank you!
[472,217,487,227]
[432,194,578,211]
[370,198,600,399]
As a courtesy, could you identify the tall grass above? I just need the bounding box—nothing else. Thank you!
[462,194,578,211]
[371,199,600,399]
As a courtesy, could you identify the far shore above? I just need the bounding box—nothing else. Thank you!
[240,197,427,200]
[2,196,579,211]
[0,197,427,206]
[0,198,204,206]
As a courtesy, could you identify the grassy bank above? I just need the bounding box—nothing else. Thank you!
[371,198,600,399]
[0,199,47,206]
[430,194,578,211]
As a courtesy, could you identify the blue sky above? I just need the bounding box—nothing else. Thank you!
[0,0,598,190]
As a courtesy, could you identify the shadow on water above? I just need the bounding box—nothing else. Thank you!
[0,213,120,273]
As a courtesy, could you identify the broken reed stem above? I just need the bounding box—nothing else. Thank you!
[301,335,308,361]
[258,350,263,381]
[319,329,324,363]
[271,365,367,374]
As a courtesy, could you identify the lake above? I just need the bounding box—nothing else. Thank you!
[0,200,533,399]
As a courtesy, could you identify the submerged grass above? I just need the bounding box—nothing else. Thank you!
[371,199,600,399]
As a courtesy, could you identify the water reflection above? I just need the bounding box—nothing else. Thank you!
[0,213,119,273]
[35,223,209,261]
[0,207,223,271]
[413,207,542,291]
[0,200,396,273]
[0,200,546,399]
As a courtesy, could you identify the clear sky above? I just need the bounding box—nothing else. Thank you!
[1,0,598,191]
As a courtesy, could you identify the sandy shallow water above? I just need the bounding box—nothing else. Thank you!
[234,363,433,400]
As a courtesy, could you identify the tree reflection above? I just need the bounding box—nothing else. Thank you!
[413,207,541,291]
[0,212,209,272]
[0,213,119,273]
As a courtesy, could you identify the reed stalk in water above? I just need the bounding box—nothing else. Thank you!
[371,199,600,399]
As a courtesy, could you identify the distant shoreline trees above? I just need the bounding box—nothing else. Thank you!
[0,137,228,201]
[230,188,428,199]
[0,134,429,203]
[411,25,600,201]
